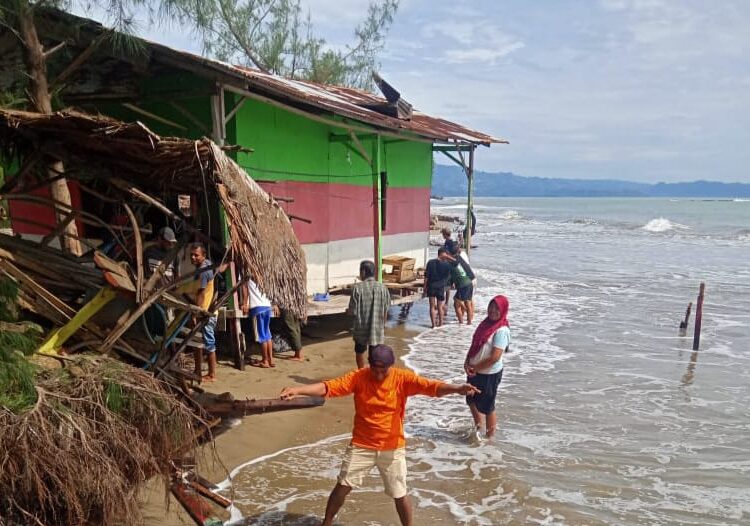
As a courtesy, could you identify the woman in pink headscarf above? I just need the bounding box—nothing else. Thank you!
[463,295,510,440]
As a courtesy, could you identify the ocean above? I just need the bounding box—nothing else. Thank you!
[224,197,750,525]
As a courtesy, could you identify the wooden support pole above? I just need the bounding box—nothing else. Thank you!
[678,301,692,336]
[692,283,705,351]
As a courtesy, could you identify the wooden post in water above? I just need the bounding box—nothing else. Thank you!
[692,283,705,351]
[678,302,692,336]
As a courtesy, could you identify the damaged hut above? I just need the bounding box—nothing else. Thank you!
[0,107,314,525]
[0,107,307,371]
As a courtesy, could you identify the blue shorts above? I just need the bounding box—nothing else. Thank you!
[250,306,272,343]
[202,315,217,353]
[455,284,474,301]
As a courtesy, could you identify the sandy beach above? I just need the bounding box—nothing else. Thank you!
[141,312,422,525]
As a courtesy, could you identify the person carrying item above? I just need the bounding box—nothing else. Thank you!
[463,295,510,440]
[450,248,476,324]
[188,243,218,382]
[347,260,391,369]
[279,345,480,526]
[241,278,274,368]
[423,248,453,328]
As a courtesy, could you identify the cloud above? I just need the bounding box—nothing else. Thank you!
[443,42,525,64]
[420,20,525,64]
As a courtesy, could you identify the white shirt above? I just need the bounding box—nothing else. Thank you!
[247,279,271,309]
[469,326,510,374]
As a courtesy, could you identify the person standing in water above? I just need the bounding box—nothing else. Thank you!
[280,345,479,526]
[463,295,510,439]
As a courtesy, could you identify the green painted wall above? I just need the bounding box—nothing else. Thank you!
[230,97,432,189]
[96,73,213,141]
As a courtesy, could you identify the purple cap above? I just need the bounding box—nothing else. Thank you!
[368,344,395,367]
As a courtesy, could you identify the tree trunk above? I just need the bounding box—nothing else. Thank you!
[17,3,82,256]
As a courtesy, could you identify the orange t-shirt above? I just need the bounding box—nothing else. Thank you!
[324,367,444,450]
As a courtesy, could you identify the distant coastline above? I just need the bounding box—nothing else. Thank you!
[432,164,750,198]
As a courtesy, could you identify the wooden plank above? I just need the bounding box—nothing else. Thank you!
[201,396,325,417]
[37,288,118,355]
[122,204,143,301]
[187,480,231,508]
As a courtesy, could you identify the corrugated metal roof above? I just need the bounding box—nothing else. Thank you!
[146,43,507,145]
[32,7,507,146]
[227,66,507,145]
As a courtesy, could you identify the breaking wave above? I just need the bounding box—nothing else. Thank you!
[641,217,690,232]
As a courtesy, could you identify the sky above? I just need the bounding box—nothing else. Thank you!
[73,0,750,183]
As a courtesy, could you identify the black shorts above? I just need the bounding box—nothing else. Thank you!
[426,285,446,299]
[354,341,377,355]
[466,370,503,414]
[455,284,474,301]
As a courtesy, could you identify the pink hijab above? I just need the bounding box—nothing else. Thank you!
[467,295,509,359]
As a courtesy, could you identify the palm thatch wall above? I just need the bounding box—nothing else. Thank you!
[0,108,307,318]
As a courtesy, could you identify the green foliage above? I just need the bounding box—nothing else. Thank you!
[159,0,399,89]
[0,278,41,412]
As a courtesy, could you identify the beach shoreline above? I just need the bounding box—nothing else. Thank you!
[141,312,424,525]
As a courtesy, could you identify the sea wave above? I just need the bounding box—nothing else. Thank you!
[499,210,522,220]
[568,217,598,225]
[641,217,690,232]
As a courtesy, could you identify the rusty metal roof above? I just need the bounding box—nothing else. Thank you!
[145,41,507,145]
[226,66,508,145]
[24,8,507,146]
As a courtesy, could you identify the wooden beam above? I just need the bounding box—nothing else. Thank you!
[168,101,211,135]
[224,96,246,123]
[121,103,188,132]
[432,144,473,152]
[440,150,465,169]
[348,130,372,165]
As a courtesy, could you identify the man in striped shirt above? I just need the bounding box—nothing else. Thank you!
[347,260,391,369]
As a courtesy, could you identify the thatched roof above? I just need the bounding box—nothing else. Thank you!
[0,108,307,318]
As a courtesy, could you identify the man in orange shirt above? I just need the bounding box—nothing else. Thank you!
[280,345,480,526]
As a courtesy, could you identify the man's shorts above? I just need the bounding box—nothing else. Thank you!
[354,340,376,355]
[337,444,407,498]
[466,369,503,414]
[454,284,474,301]
[426,285,446,299]
[250,306,272,344]
[202,315,217,353]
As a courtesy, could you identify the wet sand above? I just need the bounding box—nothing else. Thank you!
[141,313,422,525]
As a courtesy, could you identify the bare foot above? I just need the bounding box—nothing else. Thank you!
[251,361,271,368]
[287,354,304,361]
[202,375,217,383]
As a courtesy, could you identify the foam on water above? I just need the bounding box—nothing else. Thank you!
[641,217,691,232]
[219,198,750,525]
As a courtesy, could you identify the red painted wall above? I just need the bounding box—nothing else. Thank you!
[8,181,85,236]
[258,180,429,244]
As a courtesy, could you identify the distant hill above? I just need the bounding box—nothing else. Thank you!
[432,164,750,198]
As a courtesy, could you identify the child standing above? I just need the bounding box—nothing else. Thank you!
[463,295,510,439]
